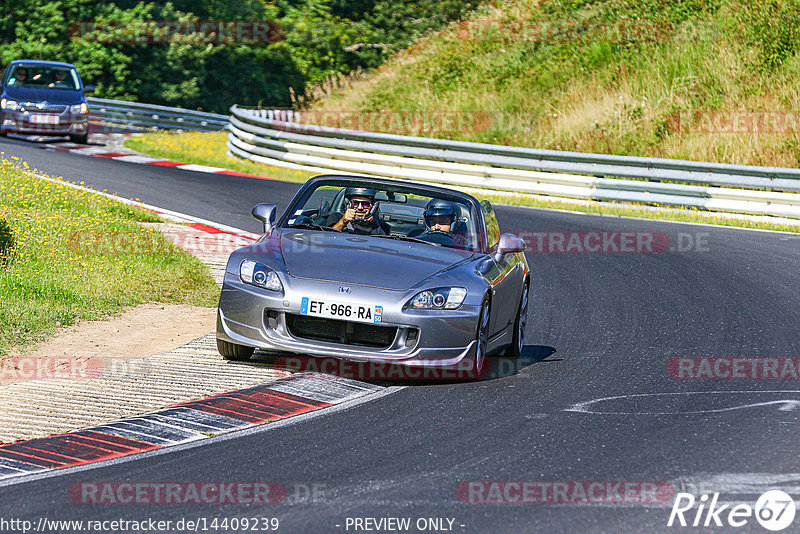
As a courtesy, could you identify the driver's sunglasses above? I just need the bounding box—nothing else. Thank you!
[351,200,372,208]
[429,216,451,225]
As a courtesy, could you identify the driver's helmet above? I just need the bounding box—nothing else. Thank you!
[344,186,378,222]
[344,187,376,202]
[424,199,456,229]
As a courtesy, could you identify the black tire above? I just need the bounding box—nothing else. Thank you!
[70,133,88,144]
[465,298,490,380]
[503,282,529,358]
[217,338,255,361]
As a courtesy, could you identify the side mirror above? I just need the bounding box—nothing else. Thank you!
[252,203,277,233]
[83,85,96,94]
[494,233,526,261]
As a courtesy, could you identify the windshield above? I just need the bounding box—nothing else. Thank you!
[284,182,480,251]
[6,65,80,90]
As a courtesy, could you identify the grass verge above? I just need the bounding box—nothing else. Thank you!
[0,156,220,356]
[125,131,314,184]
[126,131,799,233]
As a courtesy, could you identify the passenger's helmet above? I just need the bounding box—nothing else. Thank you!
[424,199,456,228]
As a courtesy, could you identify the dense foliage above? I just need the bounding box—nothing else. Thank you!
[0,0,480,112]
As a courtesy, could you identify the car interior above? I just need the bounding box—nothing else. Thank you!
[287,185,477,249]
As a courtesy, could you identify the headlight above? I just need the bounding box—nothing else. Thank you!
[70,103,89,114]
[1,99,20,111]
[407,287,467,310]
[239,259,283,292]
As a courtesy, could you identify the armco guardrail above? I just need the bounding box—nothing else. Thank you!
[227,106,800,219]
[87,97,227,132]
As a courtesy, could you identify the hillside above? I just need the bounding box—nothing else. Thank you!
[310,0,800,167]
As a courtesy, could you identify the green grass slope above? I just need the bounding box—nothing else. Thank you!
[312,0,800,167]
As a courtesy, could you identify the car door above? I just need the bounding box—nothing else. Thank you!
[480,200,523,336]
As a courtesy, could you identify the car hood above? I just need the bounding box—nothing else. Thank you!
[3,86,83,105]
[279,230,475,290]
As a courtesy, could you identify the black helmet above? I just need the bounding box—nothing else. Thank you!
[424,199,456,227]
[344,187,376,201]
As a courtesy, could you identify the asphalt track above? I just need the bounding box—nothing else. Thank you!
[2,135,800,533]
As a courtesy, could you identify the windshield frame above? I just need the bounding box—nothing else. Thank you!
[279,176,488,253]
[4,63,83,91]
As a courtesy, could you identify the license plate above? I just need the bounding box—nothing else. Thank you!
[29,114,59,125]
[300,297,383,324]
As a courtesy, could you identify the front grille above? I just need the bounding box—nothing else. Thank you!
[21,104,67,113]
[286,314,397,349]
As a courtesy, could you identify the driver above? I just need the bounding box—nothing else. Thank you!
[328,187,389,235]
[49,69,72,88]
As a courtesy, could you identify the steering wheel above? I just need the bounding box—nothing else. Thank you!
[416,230,456,246]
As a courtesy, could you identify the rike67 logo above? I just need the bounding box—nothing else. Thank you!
[668,490,796,531]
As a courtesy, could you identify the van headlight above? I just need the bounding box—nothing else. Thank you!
[1,99,20,111]
[69,103,89,114]
[407,287,467,310]
[239,260,283,292]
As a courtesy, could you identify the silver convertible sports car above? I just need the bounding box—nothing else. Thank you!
[216,175,529,379]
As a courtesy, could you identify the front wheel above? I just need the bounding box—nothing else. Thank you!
[69,133,88,144]
[464,298,490,380]
[503,283,528,358]
[217,338,255,361]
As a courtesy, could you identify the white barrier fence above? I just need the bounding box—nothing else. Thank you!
[226,106,800,219]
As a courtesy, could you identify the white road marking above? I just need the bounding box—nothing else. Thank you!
[565,390,800,415]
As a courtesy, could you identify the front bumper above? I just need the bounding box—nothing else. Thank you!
[216,273,481,367]
[1,110,88,136]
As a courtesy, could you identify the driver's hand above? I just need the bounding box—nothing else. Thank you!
[343,208,356,222]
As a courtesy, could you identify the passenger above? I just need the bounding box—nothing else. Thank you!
[328,187,390,235]
[416,199,470,247]
[422,198,456,236]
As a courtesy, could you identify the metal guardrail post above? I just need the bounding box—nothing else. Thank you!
[86,97,228,132]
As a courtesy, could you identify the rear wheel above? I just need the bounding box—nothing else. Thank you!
[69,133,88,144]
[217,338,255,361]
[503,282,529,358]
